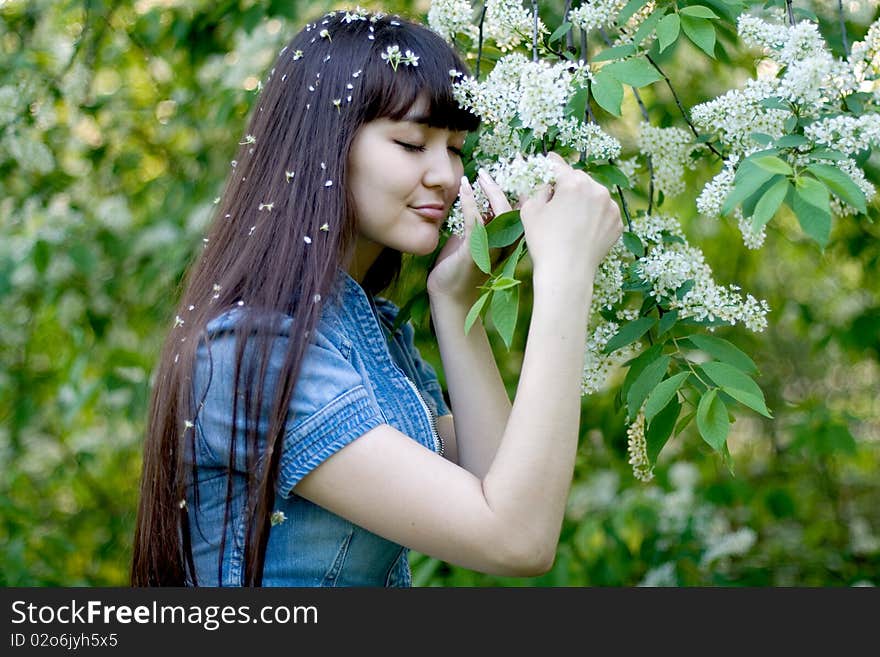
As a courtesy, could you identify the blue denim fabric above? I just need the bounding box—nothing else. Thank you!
[186,268,449,586]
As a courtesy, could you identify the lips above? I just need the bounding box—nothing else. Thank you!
[410,205,446,221]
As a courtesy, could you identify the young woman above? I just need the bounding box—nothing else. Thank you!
[131,8,623,586]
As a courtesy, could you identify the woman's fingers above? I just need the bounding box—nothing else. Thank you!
[477,168,512,219]
[459,176,479,242]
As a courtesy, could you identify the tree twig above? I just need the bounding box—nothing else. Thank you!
[837,0,850,57]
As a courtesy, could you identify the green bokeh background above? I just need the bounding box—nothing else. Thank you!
[2,0,878,586]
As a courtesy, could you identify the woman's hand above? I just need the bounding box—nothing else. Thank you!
[520,152,623,285]
[426,170,512,304]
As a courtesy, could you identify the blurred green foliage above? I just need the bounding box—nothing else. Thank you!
[1,0,878,586]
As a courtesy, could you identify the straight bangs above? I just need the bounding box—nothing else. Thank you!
[360,19,480,133]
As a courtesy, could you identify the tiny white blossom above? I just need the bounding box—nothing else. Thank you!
[270,510,287,526]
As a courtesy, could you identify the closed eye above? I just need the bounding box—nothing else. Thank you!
[395,141,425,153]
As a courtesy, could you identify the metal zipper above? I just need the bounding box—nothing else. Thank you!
[402,374,444,458]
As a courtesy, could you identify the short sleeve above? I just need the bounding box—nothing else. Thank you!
[276,325,386,497]
[373,297,451,419]
[193,309,386,499]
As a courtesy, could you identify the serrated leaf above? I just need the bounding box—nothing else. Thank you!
[486,210,523,248]
[500,237,526,279]
[700,361,772,418]
[644,371,690,423]
[469,216,491,273]
[490,286,518,349]
[631,8,664,46]
[627,354,671,419]
[680,5,720,19]
[603,57,663,88]
[591,70,624,116]
[646,396,681,463]
[621,231,644,257]
[751,155,793,175]
[622,343,664,403]
[696,388,729,451]
[464,291,490,335]
[656,13,681,53]
[685,334,758,374]
[604,316,657,354]
[750,176,790,230]
[680,14,716,58]
[807,164,867,214]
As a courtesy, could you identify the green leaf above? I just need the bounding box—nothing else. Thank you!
[680,14,716,58]
[657,309,678,337]
[500,237,526,279]
[809,147,846,161]
[621,231,644,257]
[631,8,664,46]
[680,5,720,19]
[464,291,490,335]
[759,97,790,110]
[721,163,776,215]
[618,0,647,26]
[751,155,793,175]
[549,21,572,43]
[603,57,663,88]
[656,13,681,52]
[469,216,491,273]
[750,132,774,145]
[591,70,624,116]
[792,177,831,247]
[565,86,589,121]
[644,371,690,423]
[674,410,696,437]
[627,354,671,419]
[685,334,758,374]
[622,343,664,405]
[750,176,790,230]
[604,316,657,354]
[700,361,772,418]
[486,210,523,248]
[490,286,519,349]
[489,276,520,291]
[696,388,729,451]
[591,43,636,63]
[589,163,631,188]
[742,174,783,220]
[806,164,867,214]
[646,396,681,463]
[774,134,809,148]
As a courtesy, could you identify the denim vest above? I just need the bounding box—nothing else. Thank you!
[187,268,449,586]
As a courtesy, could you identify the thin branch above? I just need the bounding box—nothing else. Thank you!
[645,54,723,159]
[837,0,850,57]
[563,0,574,51]
[785,0,796,27]
[476,4,487,77]
[531,0,539,62]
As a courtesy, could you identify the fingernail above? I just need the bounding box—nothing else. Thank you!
[478,167,488,178]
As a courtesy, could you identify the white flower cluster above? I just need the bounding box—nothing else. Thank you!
[488,153,557,199]
[849,15,880,79]
[518,60,577,138]
[581,318,640,395]
[627,405,654,482]
[568,0,628,34]
[631,215,770,332]
[737,13,787,51]
[381,45,419,70]
[485,0,545,52]
[453,53,526,125]
[557,118,622,159]
[699,527,757,567]
[615,1,658,48]
[637,124,694,198]
[803,112,880,155]
[427,0,478,43]
[691,78,788,152]
[444,180,491,236]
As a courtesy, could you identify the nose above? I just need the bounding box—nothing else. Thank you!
[422,145,460,193]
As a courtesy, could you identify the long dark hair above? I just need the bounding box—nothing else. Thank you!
[131,9,479,586]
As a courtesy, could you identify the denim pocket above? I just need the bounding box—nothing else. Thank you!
[320,529,354,586]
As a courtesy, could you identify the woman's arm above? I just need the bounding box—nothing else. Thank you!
[428,289,511,478]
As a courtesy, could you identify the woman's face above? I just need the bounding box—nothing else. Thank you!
[347,96,467,259]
